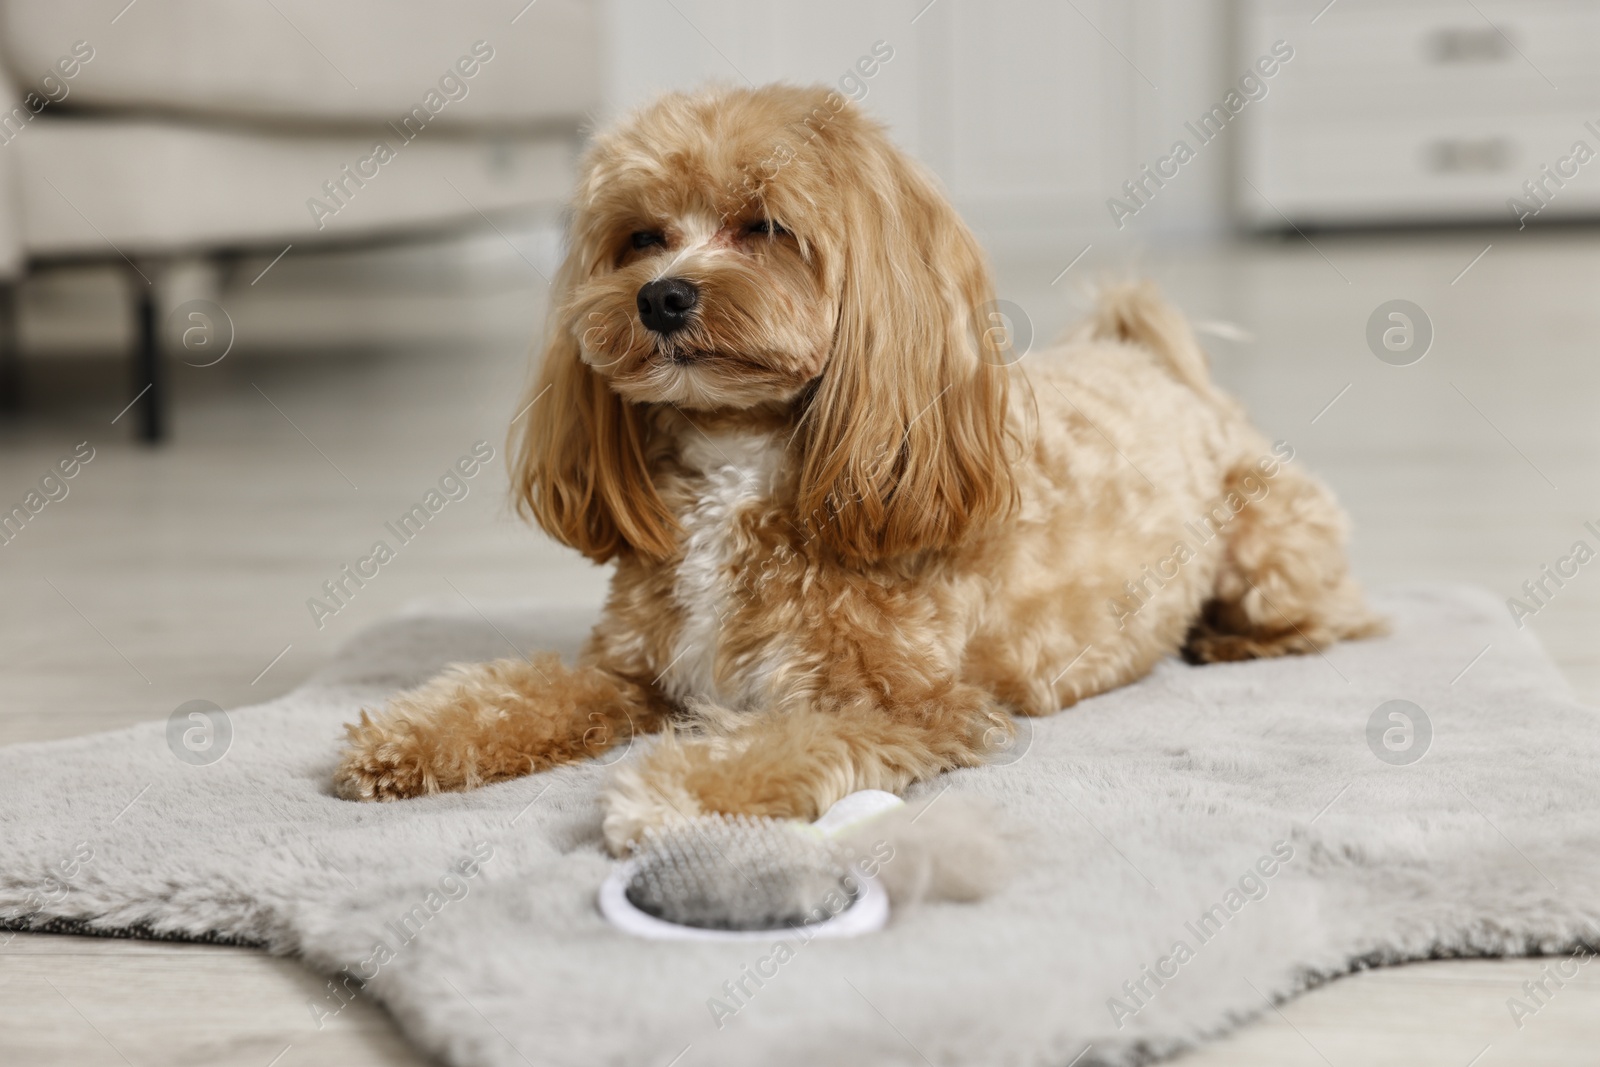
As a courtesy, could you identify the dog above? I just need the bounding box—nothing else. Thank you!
[333,84,1382,852]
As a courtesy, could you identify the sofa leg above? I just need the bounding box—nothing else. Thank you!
[0,283,19,414]
[131,271,165,444]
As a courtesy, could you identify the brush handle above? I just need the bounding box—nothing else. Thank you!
[811,789,905,838]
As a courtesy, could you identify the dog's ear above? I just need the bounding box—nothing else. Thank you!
[795,125,1016,562]
[510,259,676,564]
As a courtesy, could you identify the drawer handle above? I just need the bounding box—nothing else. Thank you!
[1427,26,1514,63]
[1427,138,1514,173]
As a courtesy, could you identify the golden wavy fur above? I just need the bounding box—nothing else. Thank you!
[334,84,1382,852]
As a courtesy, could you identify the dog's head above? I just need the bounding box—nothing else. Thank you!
[512,84,1015,563]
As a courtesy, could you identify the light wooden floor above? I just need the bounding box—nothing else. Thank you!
[1,228,1597,1065]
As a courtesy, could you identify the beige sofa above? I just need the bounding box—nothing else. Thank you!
[0,0,598,440]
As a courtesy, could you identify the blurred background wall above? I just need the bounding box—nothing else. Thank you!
[605,0,1600,240]
[604,0,1232,246]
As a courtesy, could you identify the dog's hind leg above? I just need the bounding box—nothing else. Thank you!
[1182,457,1385,664]
[334,655,670,801]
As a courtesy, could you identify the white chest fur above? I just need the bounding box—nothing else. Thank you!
[658,429,788,711]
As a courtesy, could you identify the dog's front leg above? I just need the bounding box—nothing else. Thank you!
[601,684,1003,853]
[334,654,667,801]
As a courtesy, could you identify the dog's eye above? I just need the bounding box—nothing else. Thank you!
[629,231,666,250]
[745,219,788,238]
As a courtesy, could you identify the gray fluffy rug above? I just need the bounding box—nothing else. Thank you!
[2,585,1598,1066]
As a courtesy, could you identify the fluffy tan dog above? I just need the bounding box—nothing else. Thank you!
[334,84,1381,851]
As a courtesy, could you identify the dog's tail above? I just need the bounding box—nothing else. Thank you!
[1082,281,1221,402]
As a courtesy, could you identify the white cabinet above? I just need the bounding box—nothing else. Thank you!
[1239,0,1600,227]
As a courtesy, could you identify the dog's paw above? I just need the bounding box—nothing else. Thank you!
[333,710,437,802]
[600,751,704,855]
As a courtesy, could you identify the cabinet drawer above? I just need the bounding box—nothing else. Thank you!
[1243,0,1600,112]
[1241,112,1600,225]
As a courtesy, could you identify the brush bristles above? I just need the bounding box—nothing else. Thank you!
[625,814,858,931]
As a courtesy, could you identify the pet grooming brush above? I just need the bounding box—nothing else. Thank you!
[599,789,903,941]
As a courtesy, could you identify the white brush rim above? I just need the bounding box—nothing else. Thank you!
[598,859,889,941]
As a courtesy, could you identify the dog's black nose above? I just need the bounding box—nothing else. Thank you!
[636,278,699,335]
